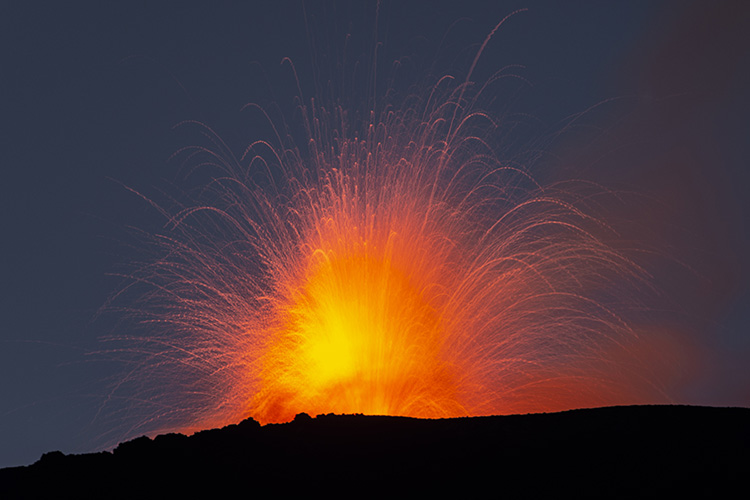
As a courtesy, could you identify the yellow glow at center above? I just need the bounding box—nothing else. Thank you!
[252,246,464,422]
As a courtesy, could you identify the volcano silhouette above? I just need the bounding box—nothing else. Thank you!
[1,405,747,496]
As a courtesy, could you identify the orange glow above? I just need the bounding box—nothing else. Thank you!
[229,95,662,423]
[251,210,465,422]
[118,25,673,434]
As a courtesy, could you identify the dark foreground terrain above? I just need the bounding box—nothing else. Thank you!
[1,405,747,497]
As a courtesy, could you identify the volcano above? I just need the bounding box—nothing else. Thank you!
[2,405,747,496]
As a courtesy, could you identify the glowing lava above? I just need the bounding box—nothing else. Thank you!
[114,14,669,435]
[250,166,467,422]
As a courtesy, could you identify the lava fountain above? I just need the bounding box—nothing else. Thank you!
[112,12,667,434]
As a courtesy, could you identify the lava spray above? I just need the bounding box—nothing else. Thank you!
[107,8,670,436]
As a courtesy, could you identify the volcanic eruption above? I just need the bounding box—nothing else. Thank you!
[110,9,669,436]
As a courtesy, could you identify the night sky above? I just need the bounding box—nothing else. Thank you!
[2,1,749,468]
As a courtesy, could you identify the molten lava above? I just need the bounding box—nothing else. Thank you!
[116,16,671,435]
[251,187,466,422]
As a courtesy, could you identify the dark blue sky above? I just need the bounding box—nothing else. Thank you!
[1,1,748,468]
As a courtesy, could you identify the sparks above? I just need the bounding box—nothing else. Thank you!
[110,11,666,436]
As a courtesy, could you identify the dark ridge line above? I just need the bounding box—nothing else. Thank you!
[2,404,748,497]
